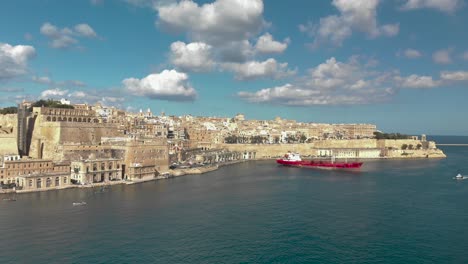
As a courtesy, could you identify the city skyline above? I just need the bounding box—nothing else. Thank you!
[1,0,468,135]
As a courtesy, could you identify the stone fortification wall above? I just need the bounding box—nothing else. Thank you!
[0,135,18,156]
[56,122,122,144]
[29,119,123,160]
[0,114,18,156]
[309,139,378,148]
[58,144,126,161]
[218,139,445,159]
[377,139,423,149]
[0,114,17,133]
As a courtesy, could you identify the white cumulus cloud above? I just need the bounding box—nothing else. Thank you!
[238,57,396,105]
[255,33,289,54]
[40,22,99,49]
[401,0,462,13]
[157,0,268,63]
[157,0,264,44]
[395,74,440,88]
[123,69,197,101]
[222,58,296,81]
[169,41,215,72]
[440,71,468,81]
[0,42,36,80]
[40,88,69,98]
[74,24,98,38]
[301,0,399,47]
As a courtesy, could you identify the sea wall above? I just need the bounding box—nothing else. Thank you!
[218,139,446,159]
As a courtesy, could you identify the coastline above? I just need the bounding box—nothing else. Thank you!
[2,161,246,194]
[1,150,447,194]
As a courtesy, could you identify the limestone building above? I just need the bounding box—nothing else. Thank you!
[71,158,123,185]
[0,156,72,191]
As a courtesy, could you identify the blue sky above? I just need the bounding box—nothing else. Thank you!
[1,0,468,135]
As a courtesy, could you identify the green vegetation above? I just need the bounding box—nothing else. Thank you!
[225,135,238,144]
[250,136,267,144]
[0,106,18,115]
[374,132,411,140]
[30,99,74,110]
[224,135,268,144]
[299,134,307,143]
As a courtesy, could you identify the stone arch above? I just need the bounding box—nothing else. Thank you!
[94,119,99,123]
[78,118,82,122]
[46,116,51,122]
[68,117,72,122]
[37,178,42,188]
[52,117,56,122]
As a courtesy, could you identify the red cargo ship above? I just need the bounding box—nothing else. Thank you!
[276,153,363,169]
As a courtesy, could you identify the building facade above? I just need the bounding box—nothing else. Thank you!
[71,158,123,185]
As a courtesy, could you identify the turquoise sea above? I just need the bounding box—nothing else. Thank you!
[1,136,468,263]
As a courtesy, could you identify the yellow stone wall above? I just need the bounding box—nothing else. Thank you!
[0,114,18,156]
[218,139,445,159]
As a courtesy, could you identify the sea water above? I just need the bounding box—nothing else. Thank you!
[1,137,468,263]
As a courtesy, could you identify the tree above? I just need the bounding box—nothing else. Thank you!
[401,144,408,150]
[250,136,265,144]
[0,106,18,114]
[224,135,238,144]
[374,131,411,140]
[299,134,307,143]
[30,99,74,110]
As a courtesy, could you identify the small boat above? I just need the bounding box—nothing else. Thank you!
[72,201,87,206]
[277,152,363,169]
[2,198,16,202]
[454,174,468,180]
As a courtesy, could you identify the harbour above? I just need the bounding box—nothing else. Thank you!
[1,144,467,263]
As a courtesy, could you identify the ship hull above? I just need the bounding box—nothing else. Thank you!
[276,159,363,169]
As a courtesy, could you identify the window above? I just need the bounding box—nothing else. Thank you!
[63,177,67,184]
[55,177,60,186]
[29,180,33,187]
